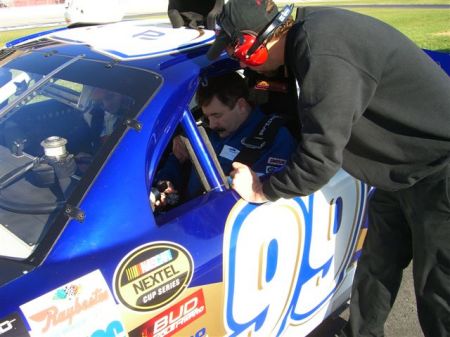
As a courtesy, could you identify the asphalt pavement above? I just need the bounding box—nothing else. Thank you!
[0,2,168,31]
[307,263,422,337]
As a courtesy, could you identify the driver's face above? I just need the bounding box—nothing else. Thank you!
[202,96,244,138]
[102,92,122,114]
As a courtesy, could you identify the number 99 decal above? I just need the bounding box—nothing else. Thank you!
[223,177,368,337]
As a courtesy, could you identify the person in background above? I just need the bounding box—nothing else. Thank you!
[207,0,450,336]
[167,0,223,29]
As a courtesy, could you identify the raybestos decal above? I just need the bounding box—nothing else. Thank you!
[113,242,193,312]
[20,270,125,337]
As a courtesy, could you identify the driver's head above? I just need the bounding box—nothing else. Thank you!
[92,88,123,115]
[102,91,122,115]
[196,72,251,138]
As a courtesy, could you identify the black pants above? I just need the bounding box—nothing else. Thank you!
[342,165,450,337]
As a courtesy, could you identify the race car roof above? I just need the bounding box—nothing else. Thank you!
[49,21,215,61]
[9,20,217,68]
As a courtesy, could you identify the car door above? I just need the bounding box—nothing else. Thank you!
[143,98,369,337]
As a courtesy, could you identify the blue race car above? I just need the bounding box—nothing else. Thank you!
[1,18,428,337]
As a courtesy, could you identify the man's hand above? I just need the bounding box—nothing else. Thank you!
[151,180,180,210]
[172,136,189,163]
[229,162,268,203]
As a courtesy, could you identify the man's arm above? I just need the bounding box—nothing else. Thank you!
[230,162,268,203]
[263,55,377,200]
[231,123,296,203]
[232,55,377,202]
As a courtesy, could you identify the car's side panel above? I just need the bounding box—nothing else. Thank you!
[101,180,365,337]
[222,173,368,337]
[424,49,450,75]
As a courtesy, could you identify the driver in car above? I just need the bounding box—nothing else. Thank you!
[84,88,127,151]
[152,71,296,210]
[76,88,128,173]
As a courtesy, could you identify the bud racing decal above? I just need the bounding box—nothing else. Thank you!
[114,242,193,312]
[20,270,125,337]
[0,312,29,337]
[129,289,205,337]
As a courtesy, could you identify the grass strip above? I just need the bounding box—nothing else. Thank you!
[0,6,449,52]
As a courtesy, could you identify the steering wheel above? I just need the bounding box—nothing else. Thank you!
[0,158,65,214]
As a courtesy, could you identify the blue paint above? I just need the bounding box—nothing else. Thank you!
[266,239,278,283]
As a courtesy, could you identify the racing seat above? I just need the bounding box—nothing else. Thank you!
[245,68,302,137]
[167,0,224,29]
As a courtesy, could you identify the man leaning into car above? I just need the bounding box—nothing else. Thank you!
[152,71,297,210]
[206,0,450,336]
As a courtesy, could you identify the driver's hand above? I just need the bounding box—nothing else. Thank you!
[152,180,180,210]
[172,136,189,163]
[157,180,176,194]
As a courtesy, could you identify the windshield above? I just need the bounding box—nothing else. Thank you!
[0,49,162,260]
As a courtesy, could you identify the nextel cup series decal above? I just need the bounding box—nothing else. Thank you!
[114,242,194,312]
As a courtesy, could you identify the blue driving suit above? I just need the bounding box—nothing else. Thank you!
[156,108,297,200]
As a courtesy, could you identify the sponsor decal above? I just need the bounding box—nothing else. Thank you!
[219,145,240,161]
[129,289,206,337]
[267,157,287,166]
[254,80,288,93]
[190,328,207,337]
[114,242,193,312]
[20,270,124,337]
[90,320,126,337]
[0,312,30,337]
[265,165,279,174]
